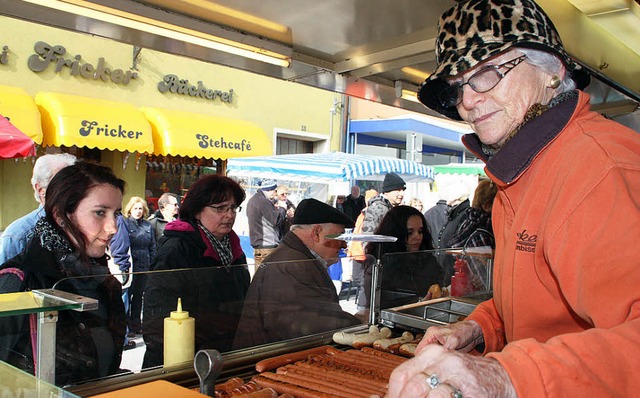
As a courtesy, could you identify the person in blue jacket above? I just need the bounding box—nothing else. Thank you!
[122,196,156,336]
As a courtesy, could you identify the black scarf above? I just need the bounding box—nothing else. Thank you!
[196,219,233,267]
[34,218,110,292]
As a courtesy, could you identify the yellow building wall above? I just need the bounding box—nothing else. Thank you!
[0,16,343,229]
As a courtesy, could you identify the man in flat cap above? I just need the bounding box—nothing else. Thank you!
[246,179,287,268]
[234,199,362,348]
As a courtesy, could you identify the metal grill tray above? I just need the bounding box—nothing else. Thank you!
[379,297,483,331]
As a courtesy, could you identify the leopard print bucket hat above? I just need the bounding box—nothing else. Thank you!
[418,0,590,120]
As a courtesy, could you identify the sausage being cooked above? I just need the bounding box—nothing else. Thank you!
[240,389,279,398]
[255,346,332,372]
[275,367,372,397]
[252,375,333,398]
[216,377,245,393]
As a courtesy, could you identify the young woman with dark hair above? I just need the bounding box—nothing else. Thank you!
[0,160,127,385]
[363,205,444,309]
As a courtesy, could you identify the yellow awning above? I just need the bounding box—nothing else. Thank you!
[141,107,272,159]
[0,85,43,144]
[36,92,153,153]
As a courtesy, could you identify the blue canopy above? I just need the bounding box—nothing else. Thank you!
[226,152,434,183]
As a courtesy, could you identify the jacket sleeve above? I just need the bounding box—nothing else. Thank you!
[109,216,131,271]
[361,202,383,234]
[486,166,640,397]
[148,225,157,262]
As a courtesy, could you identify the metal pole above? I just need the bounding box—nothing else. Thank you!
[368,245,385,325]
[36,311,58,384]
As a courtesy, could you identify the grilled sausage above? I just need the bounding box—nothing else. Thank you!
[255,346,332,372]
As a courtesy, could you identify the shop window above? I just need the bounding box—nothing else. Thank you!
[144,155,216,213]
[276,137,313,155]
[54,145,101,162]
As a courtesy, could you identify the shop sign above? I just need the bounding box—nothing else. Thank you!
[197,134,252,152]
[80,120,144,140]
[158,74,234,103]
[28,41,138,85]
[0,46,8,65]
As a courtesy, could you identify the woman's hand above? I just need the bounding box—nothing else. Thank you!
[417,320,483,353]
[385,344,516,398]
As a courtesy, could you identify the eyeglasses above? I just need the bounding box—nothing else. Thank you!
[206,204,242,214]
[437,55,527,108]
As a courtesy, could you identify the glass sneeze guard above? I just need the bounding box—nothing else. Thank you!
[0,289,99,385]
[0,289,97,316]
[0,359,80,397]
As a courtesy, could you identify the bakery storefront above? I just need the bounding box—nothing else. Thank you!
[0,14,339,230]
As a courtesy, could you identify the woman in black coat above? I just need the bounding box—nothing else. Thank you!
[142,175,250,368]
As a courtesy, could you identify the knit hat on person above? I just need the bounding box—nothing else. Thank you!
[293,198,356,228]
[417,0,590,120]
[382,172,406,193]
[259,179,277,191]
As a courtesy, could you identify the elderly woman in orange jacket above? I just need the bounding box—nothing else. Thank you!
[387,0,640,397]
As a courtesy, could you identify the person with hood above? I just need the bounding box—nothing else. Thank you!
[142,175,250,368]
[386,0,640,397]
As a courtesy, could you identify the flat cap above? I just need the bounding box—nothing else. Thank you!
[293,198,355,228]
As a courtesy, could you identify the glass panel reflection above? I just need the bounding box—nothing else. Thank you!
[0,248,492,388]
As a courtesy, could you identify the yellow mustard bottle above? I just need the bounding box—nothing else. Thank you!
[163,298,195,367]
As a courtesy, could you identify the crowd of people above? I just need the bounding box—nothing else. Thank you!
[0,154,497,384]
[1,0,638,394]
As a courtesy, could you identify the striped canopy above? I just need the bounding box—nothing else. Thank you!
[226,152,434,183]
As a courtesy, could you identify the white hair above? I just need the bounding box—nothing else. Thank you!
[517,48,577,93]
[30,153,77,203]
[290,223,334,232]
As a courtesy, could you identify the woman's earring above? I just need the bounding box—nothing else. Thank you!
[549,75,561,89]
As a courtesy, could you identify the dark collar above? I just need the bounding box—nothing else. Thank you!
[463,94,579,184]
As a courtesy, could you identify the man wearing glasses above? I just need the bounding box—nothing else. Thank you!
[149,192,179,244]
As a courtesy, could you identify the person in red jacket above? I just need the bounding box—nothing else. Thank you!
[386,1,640,397]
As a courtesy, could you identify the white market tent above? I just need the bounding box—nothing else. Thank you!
[226,151,435,183]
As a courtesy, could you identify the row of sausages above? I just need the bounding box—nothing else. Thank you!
[213,345,408,398]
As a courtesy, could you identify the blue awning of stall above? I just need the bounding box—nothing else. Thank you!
[226,151,434,183]
[348,115,473,156]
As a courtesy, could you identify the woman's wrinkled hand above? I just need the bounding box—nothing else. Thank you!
[417,320,484,354]
[385,344,516,398]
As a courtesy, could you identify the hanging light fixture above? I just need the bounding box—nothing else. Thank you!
[20,0,292,67]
